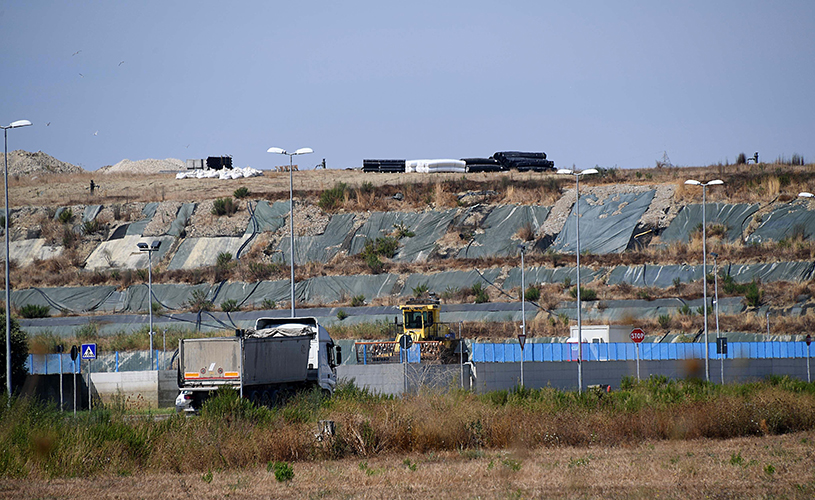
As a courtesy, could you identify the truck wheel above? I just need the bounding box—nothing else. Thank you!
[250,391,261,406]
[260,391,272,407]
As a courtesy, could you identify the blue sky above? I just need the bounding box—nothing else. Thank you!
[2,1,813,171]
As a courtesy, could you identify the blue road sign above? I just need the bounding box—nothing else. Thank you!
[80,343,97,360]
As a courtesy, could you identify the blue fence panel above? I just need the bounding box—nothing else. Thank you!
[45,354,61,374]
[598,343,610,361]
[508,344,520,362]
[667,344,677,360]
[531,343,542,362]
[482,343,494,362]
[554,344,566,362]
[470,340,813,363]
[497,344,509,363]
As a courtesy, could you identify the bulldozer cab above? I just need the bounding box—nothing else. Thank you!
[399,303,446,342]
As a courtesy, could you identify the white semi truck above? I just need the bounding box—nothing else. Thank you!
[177,317,341,410]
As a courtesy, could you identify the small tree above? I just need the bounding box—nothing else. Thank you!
[221,299,240,312]
[524,286,540,302]
[233,187,250,199]
[0,313,28,392]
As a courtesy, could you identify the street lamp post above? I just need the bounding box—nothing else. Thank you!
[3,119,32,396]
[267,147,313,318]
[137,241,161,369]
[557,168,598,393]
[684,179,723,382]
[712,251,722,383]
[519,243,526,387]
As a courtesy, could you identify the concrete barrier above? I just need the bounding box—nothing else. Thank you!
[89,370,178,409]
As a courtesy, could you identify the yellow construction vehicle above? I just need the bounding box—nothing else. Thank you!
[354,296,462,364]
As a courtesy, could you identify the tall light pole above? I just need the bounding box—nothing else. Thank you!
[711,251,722,383]
[137,241,161,369]
[557,167,598,393]
[684,178,724,382]
[3,119,32,396]
[267,147,313,318]
[519,243,526,388]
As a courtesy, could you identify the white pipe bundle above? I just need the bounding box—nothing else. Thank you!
[406,159,466,173]
[176,167,264,180]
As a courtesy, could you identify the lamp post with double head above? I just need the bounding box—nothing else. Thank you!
[518,243,526,387]
[137,241,161,369]
[267,147,313,318]
[684,179,724,382]
[557,168,598,393]
[3,119,32,396]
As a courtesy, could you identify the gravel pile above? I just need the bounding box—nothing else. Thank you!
[100,158,184,174]
[0,150,83,176]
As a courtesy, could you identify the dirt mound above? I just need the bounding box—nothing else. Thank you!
[100,158,184,174]
[0,150,84,176]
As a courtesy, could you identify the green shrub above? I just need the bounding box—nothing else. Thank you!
[319,182,347,211]
[472,282,490,304]
[657,314,672,329]
[351,295,365,307]
[392,222,415,238]
[19,304,50,319]
[337,309,348,321]
[261,298,276,310]
[57,208,73,224]
[412,283,429,298]
[233,187,250,199]
[744,281,763,307]
[221,299,240,312]
[269,461,294,482]
[216,252,232,269]
[361,236,399,260]
[186,289,213,312]
[211,197,236,216]
[570,286,596,301]
[82,219,102,235]
[365,253,384,274]
[524,286,540,302]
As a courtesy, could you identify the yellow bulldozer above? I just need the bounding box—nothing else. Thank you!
[354,297,463,364]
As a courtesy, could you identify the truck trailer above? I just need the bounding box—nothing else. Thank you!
[177,317,341,410]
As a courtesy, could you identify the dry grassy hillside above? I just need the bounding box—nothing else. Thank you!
[5,158,815,337]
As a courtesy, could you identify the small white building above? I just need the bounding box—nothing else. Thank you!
[568,325,636,344]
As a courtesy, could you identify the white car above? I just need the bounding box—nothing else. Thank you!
[175,390,195,414]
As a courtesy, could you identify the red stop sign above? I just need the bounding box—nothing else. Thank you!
[630,328,645,343]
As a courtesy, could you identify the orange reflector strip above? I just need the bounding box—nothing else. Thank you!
[184,372,199,378]
[224,372,239,378]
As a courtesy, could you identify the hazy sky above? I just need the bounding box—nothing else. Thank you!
[2,1,813,171]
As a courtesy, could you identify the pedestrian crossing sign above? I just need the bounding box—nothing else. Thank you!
[81,343,97,360]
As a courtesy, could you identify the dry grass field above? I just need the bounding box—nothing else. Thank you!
[2,431,814,499]
[2,378,815,498]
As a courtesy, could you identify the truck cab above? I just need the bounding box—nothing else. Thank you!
[254,316,341,395]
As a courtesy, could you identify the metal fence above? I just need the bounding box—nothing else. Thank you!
[26,350,175,374]
[472,341,814,363]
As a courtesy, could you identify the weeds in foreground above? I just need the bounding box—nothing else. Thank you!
[2,378,814,479]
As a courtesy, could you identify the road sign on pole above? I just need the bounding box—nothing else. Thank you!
[81,343,97,360]
[518,334,526,387]
[807,334,812,384]
[70,345,78,416]
[630,328,644,380]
